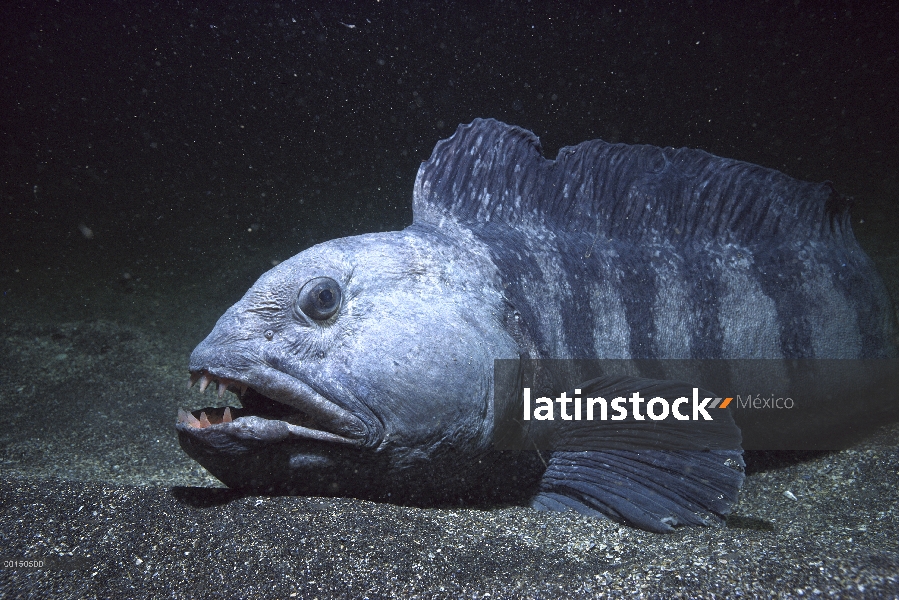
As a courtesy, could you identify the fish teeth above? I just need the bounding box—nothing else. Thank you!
[178,408,201,428]
[178,407,235,429]
[188,371,246,399]
[188,372,201,389]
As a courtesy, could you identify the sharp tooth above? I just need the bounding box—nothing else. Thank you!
[178,408,201,428]
[199,411,211,428]
[239,384,248,397]
[217,380,228,398]
[223,407,233,423]
[188,372,201,389]
[199,374,211,393]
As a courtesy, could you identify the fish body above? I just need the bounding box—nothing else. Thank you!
[179,119,896,531]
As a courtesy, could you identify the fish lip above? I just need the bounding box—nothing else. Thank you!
[181,366,370,446]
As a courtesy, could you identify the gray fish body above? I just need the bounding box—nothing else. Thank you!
[179,119,896,531]
[413,121,896,362]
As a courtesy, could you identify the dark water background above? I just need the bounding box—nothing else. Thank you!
[1,2,898,597]
[2,1,898,328]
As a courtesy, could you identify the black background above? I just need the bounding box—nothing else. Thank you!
[2,0,898,304]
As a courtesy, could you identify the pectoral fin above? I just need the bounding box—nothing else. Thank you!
[531,375,745,532]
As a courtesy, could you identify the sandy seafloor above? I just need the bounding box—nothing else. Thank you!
[1,210,898,599]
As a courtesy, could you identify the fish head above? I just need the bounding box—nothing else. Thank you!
[178,226,522,500]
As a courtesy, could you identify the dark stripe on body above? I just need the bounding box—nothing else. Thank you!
[556,236,600,358]
[474,224,553,358]
[616,249,659,359]
[750,244,815,359]
[682,250,725,359]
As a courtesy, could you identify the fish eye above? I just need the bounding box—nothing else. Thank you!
[296,277,342,321]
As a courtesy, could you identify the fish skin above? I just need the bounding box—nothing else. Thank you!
[178,119,897,531]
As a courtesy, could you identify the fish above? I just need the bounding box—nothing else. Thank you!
[177,118,897,532]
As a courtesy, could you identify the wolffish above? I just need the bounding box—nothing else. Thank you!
[177,119,896,532]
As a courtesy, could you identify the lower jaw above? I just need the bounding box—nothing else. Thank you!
[176,428,389,496]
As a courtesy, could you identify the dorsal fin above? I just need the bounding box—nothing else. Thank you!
[412,118,852,245]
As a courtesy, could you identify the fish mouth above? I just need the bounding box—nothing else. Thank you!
[177,367,369,446]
